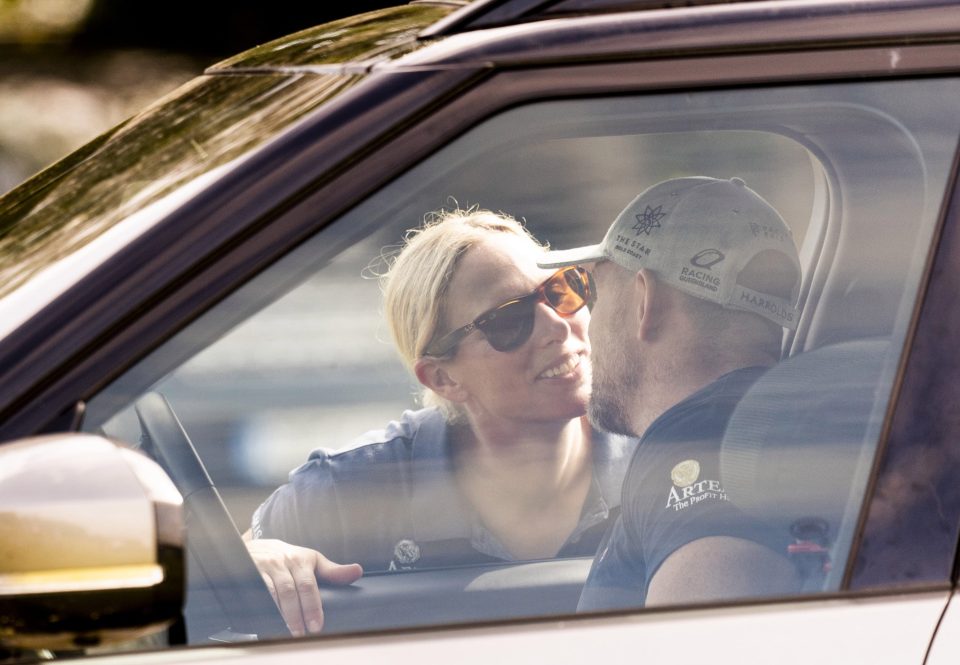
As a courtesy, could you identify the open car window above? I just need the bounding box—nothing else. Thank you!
[82,77,960,643]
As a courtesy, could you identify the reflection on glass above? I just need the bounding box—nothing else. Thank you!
[85,77,960,639]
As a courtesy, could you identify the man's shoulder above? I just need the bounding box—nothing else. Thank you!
[624,366,779,537]
[644,365,769,445]
[623,367,771,521]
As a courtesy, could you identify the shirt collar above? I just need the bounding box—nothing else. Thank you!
[590,429,638,508]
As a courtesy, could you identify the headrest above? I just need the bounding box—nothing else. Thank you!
[720,338,892,550]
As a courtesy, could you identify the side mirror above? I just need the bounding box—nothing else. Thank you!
[0,434,184,650]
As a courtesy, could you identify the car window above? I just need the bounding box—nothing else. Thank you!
[82,77,960,644]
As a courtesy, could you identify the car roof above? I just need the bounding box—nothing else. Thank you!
[208,3,459,73]
[209,0,960,75]
[422,0,772,36]
[406,0,960,67]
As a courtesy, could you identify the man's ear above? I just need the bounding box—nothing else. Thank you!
[414,357,469,403]
[635,268,660,342]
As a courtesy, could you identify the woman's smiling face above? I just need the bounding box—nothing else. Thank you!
[434,233,592,428]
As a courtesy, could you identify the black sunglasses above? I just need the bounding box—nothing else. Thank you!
[423,266,595,357]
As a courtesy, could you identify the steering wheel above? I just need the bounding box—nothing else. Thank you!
[133,392,290,641]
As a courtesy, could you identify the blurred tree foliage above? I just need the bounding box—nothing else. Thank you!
[0,0,398,58]
[78,1,402,57]
[0,0,400,193]
[0,0,94,44]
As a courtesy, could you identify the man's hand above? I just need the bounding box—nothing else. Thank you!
[244,538,363,635]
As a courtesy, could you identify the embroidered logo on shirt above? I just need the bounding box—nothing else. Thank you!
[388,538,421,571]
[670,460,701,487]
[666,460,728,512]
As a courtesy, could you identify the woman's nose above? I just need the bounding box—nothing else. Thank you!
[532,301,573,345]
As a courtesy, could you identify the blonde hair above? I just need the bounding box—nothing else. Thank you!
[381,208,545,421]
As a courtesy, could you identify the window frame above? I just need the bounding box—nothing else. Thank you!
[5,42,960,615]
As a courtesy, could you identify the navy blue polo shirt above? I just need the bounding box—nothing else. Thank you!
[252,408,636,572]
[578,366,792,612]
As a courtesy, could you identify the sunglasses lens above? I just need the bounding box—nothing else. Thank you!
[547,268,589,313]
[482,300,536,352]
[479,267,591,352]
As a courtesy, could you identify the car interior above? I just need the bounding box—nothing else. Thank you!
[80,76,960,642]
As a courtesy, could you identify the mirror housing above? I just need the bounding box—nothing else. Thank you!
[0,434,184,650]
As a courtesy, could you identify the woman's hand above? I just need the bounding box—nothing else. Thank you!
[244,538,363,635]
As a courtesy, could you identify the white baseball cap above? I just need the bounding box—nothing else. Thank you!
[538,176,801,330]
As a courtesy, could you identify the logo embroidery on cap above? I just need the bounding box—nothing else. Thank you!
[739,291,795,324]
[678,266,720,292]
[749,222,791,242]
[690,249,725,270]
[613,234,652,262]
[633,205,666,235]
[665,460,729,512]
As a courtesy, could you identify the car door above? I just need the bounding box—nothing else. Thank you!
[5,2,960,663]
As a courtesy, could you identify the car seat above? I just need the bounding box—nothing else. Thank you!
[719,337,894,592]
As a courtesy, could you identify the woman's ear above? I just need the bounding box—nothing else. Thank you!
[414,358,469,403]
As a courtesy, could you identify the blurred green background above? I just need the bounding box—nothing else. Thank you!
[0,0,399,194]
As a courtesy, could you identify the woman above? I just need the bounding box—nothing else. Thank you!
[245,209,635,634]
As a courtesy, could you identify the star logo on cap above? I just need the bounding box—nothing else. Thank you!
[633,205,666,235]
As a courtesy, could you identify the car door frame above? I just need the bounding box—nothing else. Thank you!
[2,9,960,650]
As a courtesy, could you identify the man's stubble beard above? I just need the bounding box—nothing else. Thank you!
[588,338,642,438]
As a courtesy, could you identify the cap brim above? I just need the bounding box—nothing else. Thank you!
[537,244,606,269]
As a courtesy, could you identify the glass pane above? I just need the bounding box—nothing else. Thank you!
[84,77,960,640]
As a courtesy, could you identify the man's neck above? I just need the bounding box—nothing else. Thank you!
[630,353,775,437]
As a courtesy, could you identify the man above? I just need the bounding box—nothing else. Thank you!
[538,176,803,610]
